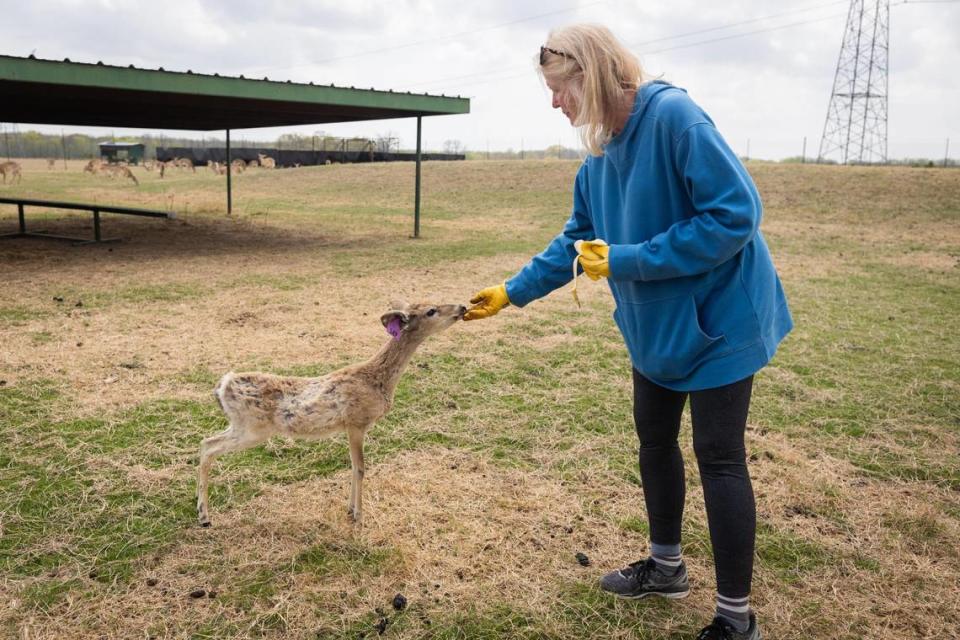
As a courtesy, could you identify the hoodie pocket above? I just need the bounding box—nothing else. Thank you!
[613,294,725,381]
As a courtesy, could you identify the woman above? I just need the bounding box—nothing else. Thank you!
[464,24,792,640]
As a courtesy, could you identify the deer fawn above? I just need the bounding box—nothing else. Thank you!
[196,301,466,527]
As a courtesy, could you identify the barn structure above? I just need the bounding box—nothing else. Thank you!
[0,54,469,239]
[98,142,145,165]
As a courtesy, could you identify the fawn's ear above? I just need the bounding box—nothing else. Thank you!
[380,310,410,339]
[380,310,410,327]
[388,299,410,313]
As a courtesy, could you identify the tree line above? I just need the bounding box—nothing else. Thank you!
[0,130,389,160]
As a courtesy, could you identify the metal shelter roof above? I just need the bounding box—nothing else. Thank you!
[0,54,469,131]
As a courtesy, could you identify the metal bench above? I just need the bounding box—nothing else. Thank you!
[0,196,175,245]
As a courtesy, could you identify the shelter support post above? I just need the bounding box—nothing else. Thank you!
[226,129,232,215]
[71,207,121,245]
[414,115,421,238]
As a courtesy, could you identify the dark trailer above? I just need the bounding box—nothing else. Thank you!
[0,54,469,237]
[98,142,145,165]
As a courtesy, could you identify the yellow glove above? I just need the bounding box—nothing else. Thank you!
[464,283,510,321]
[576,239,610,280]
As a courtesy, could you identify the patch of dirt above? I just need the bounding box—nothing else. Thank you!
[881,250,959,271]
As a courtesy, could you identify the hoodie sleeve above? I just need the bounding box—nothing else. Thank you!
[505,165,595,307]
[606,122,761,282]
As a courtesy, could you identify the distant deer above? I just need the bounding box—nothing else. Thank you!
[83,159,103,174]
[0,161,22,184]
[257,153,276,169]
[46,158,57,170]
[231,159,246,173]
[196,301,466,527]
[100,164,139,186]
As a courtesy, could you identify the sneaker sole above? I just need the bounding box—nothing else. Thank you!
[610,589,690,600]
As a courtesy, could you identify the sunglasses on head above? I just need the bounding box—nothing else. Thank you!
[539,45,576,66]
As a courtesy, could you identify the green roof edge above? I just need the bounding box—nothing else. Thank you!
[0,54,469,116]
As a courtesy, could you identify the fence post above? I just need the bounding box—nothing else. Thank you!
[414,116,422,238]
[226,129,232,215]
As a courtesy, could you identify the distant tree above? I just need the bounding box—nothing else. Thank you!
[375,131,399,154]
[543,144,582,160]
[278,133,315,150]
[443,139,465,154]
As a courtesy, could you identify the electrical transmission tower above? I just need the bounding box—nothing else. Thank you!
[818,0,889,164]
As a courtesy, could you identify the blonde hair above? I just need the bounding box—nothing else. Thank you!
[538,24,644,156]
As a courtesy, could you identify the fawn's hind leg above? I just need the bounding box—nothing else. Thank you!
[196,424,266,527]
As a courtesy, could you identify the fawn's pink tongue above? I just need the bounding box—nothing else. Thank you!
[385,317,403,339]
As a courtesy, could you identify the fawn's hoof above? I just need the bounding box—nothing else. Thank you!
[200,520,211,528]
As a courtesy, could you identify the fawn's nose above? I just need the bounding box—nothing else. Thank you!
[457,305,467,318]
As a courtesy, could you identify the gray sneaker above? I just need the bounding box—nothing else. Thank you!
[599,557,690,599]
[695,614,761,640]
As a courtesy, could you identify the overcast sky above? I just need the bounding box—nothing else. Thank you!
[2,0,958,160]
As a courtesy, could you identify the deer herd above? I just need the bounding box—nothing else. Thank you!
[0,153,282,187]
[205,154,274,175]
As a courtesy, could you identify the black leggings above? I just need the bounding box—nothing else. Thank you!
[633,369,756,598]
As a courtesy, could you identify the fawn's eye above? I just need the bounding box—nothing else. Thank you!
[426,308,437,317]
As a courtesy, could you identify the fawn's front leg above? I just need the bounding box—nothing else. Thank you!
[347,427,366,523]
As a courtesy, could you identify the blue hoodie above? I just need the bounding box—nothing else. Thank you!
[505,81,793,391]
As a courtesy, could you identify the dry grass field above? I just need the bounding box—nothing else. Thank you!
[0,157,958,639]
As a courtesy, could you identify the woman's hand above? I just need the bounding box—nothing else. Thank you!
[577,240,610,280]
[464,284,510,321]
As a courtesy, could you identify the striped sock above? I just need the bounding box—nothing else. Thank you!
[716,594,751,633]
[649,541,683,573]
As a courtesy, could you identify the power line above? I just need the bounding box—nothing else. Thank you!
[397,12,847,93]
[640,12,847,56]
[396,2,850,91]
[627,0,848,47]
